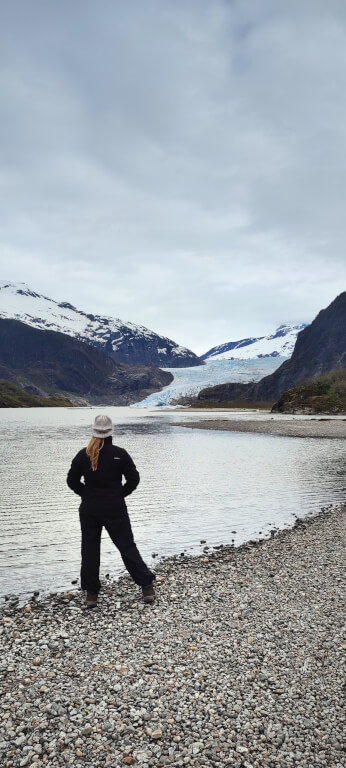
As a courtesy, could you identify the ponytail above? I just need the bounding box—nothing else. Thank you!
[86,437,104,471]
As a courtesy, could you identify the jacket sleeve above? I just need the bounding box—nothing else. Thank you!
[122,451,140,497]
[66,454,85,496]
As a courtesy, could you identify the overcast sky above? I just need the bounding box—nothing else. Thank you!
[0,0,345,354]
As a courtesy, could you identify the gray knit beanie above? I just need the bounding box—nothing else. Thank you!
[92,414,113,438]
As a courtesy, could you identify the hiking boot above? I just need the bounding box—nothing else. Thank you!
[142,583,155,603]
[85,592,98,608]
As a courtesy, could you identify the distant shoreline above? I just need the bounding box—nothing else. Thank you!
[170,416,346,438]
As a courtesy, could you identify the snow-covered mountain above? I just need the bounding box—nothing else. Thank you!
[0,281,202,368]
[202,324,307,361]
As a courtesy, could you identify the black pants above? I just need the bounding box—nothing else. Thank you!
[79,504,154,594]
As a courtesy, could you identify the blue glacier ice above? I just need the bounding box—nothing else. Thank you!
[133,357,286,407]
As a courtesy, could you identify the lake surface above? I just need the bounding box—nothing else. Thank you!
[1,407,345,600]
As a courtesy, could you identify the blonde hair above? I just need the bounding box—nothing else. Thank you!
[86,437,104,471]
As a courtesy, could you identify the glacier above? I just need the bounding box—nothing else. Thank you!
[133,357,286,407]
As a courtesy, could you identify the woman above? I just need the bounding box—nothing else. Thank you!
[67,414,155,608]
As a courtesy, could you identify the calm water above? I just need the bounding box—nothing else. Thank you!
[1,407,345,600]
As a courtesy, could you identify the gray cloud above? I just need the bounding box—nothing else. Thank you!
[0,0,345,353]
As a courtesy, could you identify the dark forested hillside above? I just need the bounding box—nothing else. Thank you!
[0,319,173,405]
[0,380,73,408]
[272,369,346,414]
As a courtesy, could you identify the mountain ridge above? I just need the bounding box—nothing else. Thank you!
[0,281,202,368]
[202,323,307,361]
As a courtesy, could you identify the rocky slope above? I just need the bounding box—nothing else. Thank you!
[0,319,173,405]
[202,324,306,360]
[272,369,346,414]
[0,281,202,368]
[197,292,346,404]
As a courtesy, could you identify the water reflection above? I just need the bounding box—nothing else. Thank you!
[0,407,345,599]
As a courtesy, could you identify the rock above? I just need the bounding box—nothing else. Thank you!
[191,742,204,755]
[147,729,163,739]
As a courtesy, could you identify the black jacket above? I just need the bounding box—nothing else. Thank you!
[67,437,140,512]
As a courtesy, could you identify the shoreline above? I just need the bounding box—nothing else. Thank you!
[0,503,339,609]
[169,416,346,438]
[1,504,345,767]
[0,500,339,608]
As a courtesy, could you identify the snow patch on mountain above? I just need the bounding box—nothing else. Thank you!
[202,324,307,361]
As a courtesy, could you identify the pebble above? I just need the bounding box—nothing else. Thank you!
[0,505,345,768]
[149,729,162,739]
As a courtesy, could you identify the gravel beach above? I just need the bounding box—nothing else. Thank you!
[1,505,345,768]
[170,418,346,439]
